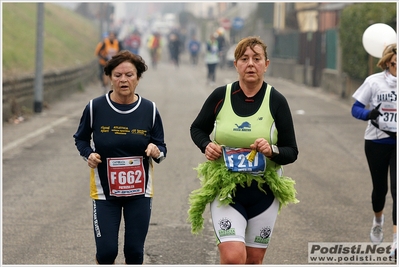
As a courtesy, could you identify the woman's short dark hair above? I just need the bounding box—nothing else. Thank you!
[104,50,148,78]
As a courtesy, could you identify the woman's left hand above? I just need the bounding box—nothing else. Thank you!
[145,143,161,158]
[250,138,273,158]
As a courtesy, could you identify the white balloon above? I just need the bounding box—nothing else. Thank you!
[362,23,397,58]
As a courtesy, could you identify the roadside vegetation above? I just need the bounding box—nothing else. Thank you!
[2,3,99,78]
[340,2,396,80]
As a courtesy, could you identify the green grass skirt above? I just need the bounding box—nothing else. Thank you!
[187,160,299,234]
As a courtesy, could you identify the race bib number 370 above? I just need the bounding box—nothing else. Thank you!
[107,156,146,197]
[222,147,266,176]
[378,102,397,132]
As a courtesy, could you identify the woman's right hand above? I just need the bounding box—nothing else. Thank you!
[87,152,102,169]
[205,142,222,161]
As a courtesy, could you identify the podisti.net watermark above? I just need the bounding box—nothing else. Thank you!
[308,242,395,264]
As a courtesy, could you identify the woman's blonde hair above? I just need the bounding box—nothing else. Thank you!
[377,43,397,70]
[234,36,268,61]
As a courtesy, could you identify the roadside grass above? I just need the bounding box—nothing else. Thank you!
[2,3,100,77]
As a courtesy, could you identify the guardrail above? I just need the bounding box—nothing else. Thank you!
[2,60,98,122]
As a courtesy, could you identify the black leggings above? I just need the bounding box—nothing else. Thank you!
[207,63,217,82]
[365,140,397,225]
[93,197,151,264]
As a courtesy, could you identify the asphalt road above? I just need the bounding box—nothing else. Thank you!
[2,47,395,265]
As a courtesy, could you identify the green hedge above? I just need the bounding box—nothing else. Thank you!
[339,3,396,80]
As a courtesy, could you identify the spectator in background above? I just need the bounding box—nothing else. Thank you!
[95,31,123,93]
[216,27,228,69]
[188,35,201,66]
[147,32,162,69]
[124,29,141,55]
[205,33,219,86]
[168,32,181,68]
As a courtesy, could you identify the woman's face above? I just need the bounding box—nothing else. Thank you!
[111,61,139,98]
[234,45,269,84]
[387,54,397,77]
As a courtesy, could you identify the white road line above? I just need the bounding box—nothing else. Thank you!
[3,116,69,153]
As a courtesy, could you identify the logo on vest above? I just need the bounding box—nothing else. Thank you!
[233,121,251,132]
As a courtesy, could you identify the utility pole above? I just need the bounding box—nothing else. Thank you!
[34,3,44,113]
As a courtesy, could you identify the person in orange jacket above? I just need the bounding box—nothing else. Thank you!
[147,32,162,69]
[95,31,122,92]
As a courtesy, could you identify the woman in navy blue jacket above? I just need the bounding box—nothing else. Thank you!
[73,50,167,264]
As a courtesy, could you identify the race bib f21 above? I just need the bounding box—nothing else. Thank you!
[107,156,146,197]
[222,147,266,176]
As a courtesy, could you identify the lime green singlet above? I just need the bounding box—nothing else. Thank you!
[213,83,277,148]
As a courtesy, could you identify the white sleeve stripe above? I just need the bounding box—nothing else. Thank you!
[152,102,156,127]
[89,99,93,128]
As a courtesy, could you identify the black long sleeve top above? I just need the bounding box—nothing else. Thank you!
[190,81,298,166]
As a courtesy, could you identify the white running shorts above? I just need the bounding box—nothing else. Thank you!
[210,197,279,248]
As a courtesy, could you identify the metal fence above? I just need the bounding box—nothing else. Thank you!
[2,60,98,122]
[272,28,338,87]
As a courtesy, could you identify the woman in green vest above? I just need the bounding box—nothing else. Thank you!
[189,36,299,264]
